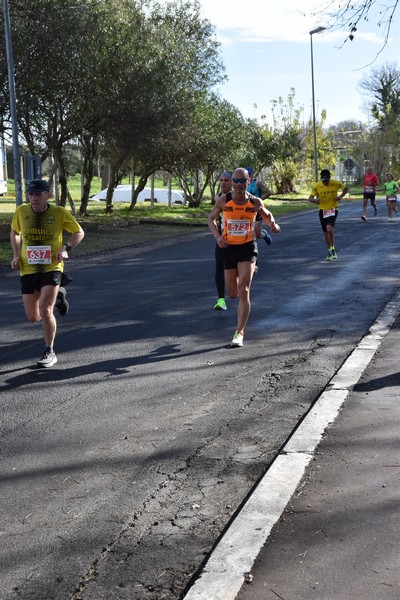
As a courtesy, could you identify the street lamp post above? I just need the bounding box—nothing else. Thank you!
[2,0,23,206]
[310,26,326,182]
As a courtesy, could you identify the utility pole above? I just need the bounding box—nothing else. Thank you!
[2,0,23,205]
[310,26,326,182]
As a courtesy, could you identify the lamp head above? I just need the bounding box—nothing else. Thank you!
[310,26,326,35]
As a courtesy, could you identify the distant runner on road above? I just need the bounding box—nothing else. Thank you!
[246,166,273,246]
[208,167,280,348]
[10,179,84,368]
[383,173,400,223]
[361,167,379,221]
[309,169,349,261]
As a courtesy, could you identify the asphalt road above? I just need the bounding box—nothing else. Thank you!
[1,198,399,600]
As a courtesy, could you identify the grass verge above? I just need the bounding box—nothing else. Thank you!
[0,190,342,266]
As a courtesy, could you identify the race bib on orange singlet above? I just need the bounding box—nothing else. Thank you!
[323,209,336,218]
[226,220,251,236]
[26,245,52,265]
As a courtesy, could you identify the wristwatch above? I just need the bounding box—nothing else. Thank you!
[65,243,72,252]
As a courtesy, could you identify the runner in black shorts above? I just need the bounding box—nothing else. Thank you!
[10,179,84,367]
[208,167,280,348]
[309,169,348,261]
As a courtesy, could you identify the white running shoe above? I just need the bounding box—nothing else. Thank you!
[37,350,57,368]
[231,331,244,347]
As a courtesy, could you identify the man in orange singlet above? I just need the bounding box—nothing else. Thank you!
[208,167,281,348]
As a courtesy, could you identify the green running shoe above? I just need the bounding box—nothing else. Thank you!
[214,298,227,311]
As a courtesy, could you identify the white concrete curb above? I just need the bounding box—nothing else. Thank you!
[183,291,400,600]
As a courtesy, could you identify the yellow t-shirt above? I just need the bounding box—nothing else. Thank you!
[11,204,82,275]
[310,179,345,211]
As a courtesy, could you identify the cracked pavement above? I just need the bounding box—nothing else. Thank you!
[1,201,400,599]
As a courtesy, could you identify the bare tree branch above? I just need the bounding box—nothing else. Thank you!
[311,0,398,67]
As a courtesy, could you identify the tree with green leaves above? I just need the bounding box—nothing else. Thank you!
[0,0,135,209]
[165,93,247,207]
[266,89,305,193]
[96,0,224,212]
[358,62,400,177]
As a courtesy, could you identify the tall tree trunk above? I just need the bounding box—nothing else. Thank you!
[128,172,150,210]
[54,148,68,208]
[79,134,97,216]
[105,156,126,214]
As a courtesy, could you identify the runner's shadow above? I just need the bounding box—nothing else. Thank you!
[354,371,400,391]
[1,343,231,390]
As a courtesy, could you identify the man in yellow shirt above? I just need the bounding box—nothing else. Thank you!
[309,169,349,261]
[10,179,84,367]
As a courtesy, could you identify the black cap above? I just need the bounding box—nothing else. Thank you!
[320,169,331,181]
[28,179,50,193]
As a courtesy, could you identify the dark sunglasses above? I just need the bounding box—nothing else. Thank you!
[232,177,247,184]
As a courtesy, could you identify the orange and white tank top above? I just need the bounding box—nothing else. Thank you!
[222,196,257,245]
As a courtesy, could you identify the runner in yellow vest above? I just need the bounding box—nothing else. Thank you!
[309,169,349,261]
[10,179,84,367]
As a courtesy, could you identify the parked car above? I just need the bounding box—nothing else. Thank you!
[91,185,186,205]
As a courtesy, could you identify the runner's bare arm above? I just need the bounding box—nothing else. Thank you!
[258,203,280,233]
[10,229,21,270]
[337,185,349,201]
[257,180,272,200]
[58,228,85,262]
[208,196,228,247]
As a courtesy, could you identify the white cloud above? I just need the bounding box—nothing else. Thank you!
[200,0,326,42]
[199,0,388,46]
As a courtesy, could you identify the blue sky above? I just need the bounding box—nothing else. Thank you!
[197,0,400,127]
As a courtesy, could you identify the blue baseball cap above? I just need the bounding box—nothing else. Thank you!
[28,179,50,193]
[320,169,331,181]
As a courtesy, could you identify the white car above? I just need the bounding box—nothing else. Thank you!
[91,185,186,205]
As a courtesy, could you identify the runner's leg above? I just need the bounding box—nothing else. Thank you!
[235,261,255,334]
[225,268,239,300]
[38,284,59,348]
[362,196,368,219]
[215,244,225,299]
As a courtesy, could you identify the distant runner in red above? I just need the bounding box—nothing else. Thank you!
[361,167,379,221]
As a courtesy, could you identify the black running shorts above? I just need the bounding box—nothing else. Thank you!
[223,241,258,270]
[363,191,376,201]
[319,209,338,232]
[21,271,62,294]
